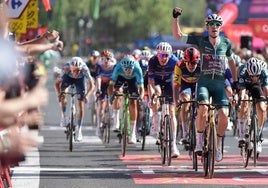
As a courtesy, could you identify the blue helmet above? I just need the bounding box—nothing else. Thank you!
[121,55,135,71]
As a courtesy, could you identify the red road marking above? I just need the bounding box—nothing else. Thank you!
[119,154,268,185]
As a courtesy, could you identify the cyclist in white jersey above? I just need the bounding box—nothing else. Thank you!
[55,57,95,142]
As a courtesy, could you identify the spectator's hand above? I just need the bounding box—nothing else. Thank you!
[45,30,60,41]
[19,110,45,128]
[26,77,48,107]
[172,7,182,18]
[52,40,64,51]
[0,126,38,156]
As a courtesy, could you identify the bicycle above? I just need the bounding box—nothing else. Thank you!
[239,97,266,168]
[177,98,198,171]
[61,84,77,152]
[102,95,112,144]
[198,101,227,179]
[114,83,139,157]
[154,94,173,166]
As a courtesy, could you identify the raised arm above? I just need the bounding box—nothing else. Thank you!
[172,7,184,40]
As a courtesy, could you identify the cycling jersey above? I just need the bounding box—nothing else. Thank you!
[86,60,101,79]
[148,54,178,103]
[148,54,178,82]
[173,60,201,87]
[63,61,93,80]
[96,65,114,84]
[180,35,234,106]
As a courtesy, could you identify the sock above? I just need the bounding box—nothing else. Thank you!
[130,120,136,136]
[113,109,120,129]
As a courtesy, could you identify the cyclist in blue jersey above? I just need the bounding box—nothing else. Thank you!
[148,42,180,158]
[95,50,116,135]
[108,55,144,144]
[237,57,268,153]
[172,8,238,162]
[55,57,95,142]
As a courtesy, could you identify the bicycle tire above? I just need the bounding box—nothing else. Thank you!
[208,125,216,179]
[166,116,172,166]
[160,118,166,165]
[203,129,209,177]
[141,107,150,151]
[253,115,258,167]
[242,141,249,168]
[190,118,198,171]
[122,110,128,157]
[69,110,74,152]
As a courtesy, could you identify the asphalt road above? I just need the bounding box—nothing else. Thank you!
[10,71,268,188]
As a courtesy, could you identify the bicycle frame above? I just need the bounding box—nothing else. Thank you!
[177,99,198,171]
[240,97,266,167]
[63,85,77,152]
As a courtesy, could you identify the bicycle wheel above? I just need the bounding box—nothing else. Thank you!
[202,128,209,177]
[102,107,111,144]
[242,140,249,168]
[252,115,258,167]
[190,119,198,171]
[141,107,150,151]
[69,111,74,152]
[159,118,166,165]
[121,110,128,157]
[207,124,216,179]
[164,115,172,166]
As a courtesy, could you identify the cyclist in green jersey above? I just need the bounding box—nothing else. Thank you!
[172,7,238,162]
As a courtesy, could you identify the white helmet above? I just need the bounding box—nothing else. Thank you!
[141,49,151,60]
[259,60,267,70]
[205,14,223,25]
[156,42,172,55]
[70,56,84,69]
[246,57,262,76]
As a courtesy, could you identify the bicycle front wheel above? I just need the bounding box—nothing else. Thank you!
[121,110,129,157]
[141,107,150,151]
[252,115,258,167]
[164,115,172,166]
[69,111,74,152]
[207,124,216,179]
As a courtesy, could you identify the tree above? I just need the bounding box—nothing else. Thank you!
[50,0,206,55]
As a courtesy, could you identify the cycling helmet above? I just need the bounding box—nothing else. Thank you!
[101,49,113,59]
[156,42,172,55]
[121,55,135,71]
[246,57,262,76]
[259,60,267,70]
[205,14,223,25]
[184,47,200,63]
[90,50,100,57]
[173,49,184,60]
[141,49,151,60]
[70,56,84,69]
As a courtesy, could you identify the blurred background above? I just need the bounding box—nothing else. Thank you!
[5,0,268,61]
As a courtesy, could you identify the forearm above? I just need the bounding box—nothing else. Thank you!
[172,18,183,40]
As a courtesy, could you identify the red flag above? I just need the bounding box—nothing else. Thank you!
[42,0,51,11]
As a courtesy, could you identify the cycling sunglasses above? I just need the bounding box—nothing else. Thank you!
[123,66,134,72]
[158,53,169,59]
[207,21,222,27]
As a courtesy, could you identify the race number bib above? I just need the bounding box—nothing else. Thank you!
[201,54,227,75]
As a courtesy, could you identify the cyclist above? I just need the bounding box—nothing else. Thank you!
[137,49,152,136]
[237,57,268,154]
[173,49,184,61]
[108,55,144,144]
[148,41,180,158]
[86,50,101,79]
[95,50,115,135]
[55,57,95,142]
[173,47,201,144]
[172,8,238,162]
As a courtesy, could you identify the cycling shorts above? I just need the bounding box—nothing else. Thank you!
[61,74,86,100]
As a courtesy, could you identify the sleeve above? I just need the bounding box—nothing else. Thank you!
[136,64,144,85]
[148,58,155,81]
[173,63,182,87]
[110,64,120,83]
